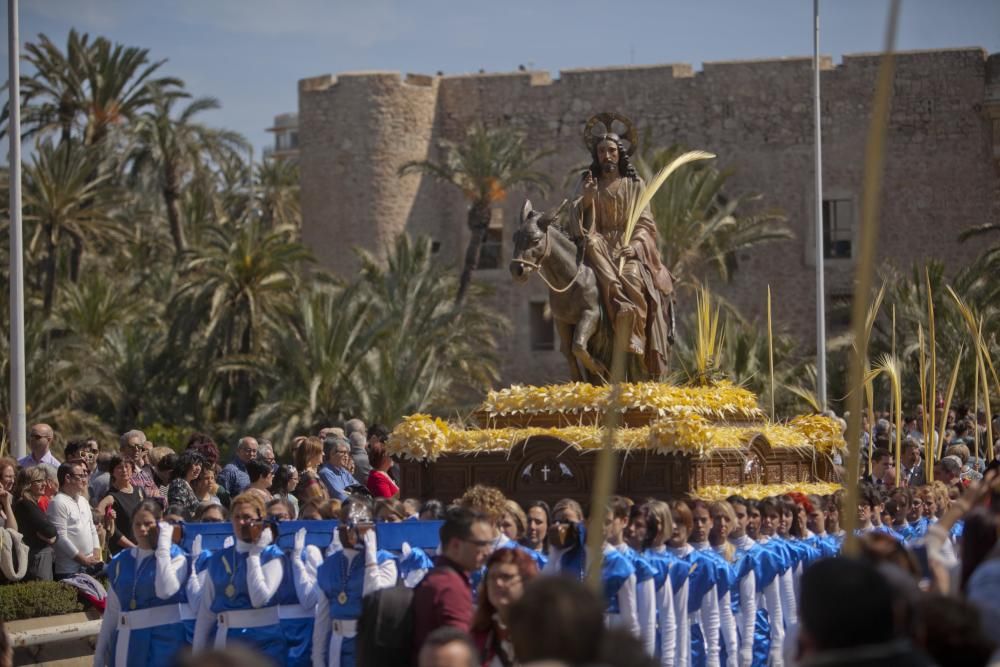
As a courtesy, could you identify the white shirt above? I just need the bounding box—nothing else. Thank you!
[48,491,99,574]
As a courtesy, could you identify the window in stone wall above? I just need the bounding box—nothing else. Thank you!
[478,218,504,270]
[827,293,853,332]
[530,301,555,351]
[822,198,854,260]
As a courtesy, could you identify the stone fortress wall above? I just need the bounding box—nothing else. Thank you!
[298,48,1000,387]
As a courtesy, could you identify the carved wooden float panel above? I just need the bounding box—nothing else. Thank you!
[397,434,829,507]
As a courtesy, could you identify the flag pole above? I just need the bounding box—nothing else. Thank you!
[813,0,828,411]
[8,0,27,460]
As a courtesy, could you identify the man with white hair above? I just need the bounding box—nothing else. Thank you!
[218,436,258,497]
[119,429,162,500]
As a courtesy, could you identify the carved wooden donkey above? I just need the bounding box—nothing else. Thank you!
[510,200,609,383]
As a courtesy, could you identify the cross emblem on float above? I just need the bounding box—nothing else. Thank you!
[540,464,552,481]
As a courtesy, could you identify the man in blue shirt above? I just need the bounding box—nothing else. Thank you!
[318,437,359,501]
[217,436,258,497]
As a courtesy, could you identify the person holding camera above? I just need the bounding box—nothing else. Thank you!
[192,492,287,663]
[294,495,397,667]
[92,499,189,667]
[48,462,102,579]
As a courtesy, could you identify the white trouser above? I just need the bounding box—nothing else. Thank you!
[213,606,280,650]
[115,604,181,667]
[327,618,358,667]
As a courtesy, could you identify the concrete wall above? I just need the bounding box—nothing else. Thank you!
[299,48,1000,388]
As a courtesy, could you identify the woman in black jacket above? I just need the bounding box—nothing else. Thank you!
[12,467,58,580]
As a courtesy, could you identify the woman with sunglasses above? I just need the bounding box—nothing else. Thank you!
[93,499,189,667]
[12,467,57,580]
[192,492,288,663]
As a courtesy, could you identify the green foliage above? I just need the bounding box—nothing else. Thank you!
[399,124,552,304]
[636,144,792,287]
[0,580,85,622]
[0,30,510,448]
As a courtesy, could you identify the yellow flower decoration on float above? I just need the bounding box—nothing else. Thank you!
[788,414,846,453]
[694,482,843,501]
[386,414,451,461]
[480,381,764,421]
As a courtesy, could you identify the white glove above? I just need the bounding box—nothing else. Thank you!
[294,528,307,557]
[250,525,271,554]
[363,528,378,566]
[191,534,203,559]
[401,542,412,557]
[156,521,173,553]
[327,528,343,556]
[223,535,234,549]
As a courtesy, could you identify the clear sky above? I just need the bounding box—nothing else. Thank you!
[2,0,998,151]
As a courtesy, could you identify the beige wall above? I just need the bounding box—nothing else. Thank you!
[299,49,1000,388]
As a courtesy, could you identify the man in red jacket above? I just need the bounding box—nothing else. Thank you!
[412,507,493,658]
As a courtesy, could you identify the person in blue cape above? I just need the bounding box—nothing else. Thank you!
[724,496,781,667]
[296,495,397,667]
[631,500,680,667]
[690,500,738,667]
[804,495,841,559]
[668,500,721,667]
[755,498,796,665]
[182,532,228,645]
[542,498,639,638]
[94,499,189,667]
[710,500,758,667]
[192,492,287,663]
[606,496,658,655]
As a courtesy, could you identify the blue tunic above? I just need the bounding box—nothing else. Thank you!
[316,548,396,667]
[276,551,314,667]
[206,545,287,664]
[108,546,188,667]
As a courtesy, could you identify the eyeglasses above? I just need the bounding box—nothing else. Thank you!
[65,472,87,481]
[488,571,522,586]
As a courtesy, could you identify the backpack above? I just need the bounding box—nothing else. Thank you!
[356,583,415,667]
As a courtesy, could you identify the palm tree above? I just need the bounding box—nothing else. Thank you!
[23,139,122,311]
[349,234,508,425]
[170,219,313,423]
[126,93,249,254]
[638,144,792,286]
[4,30,183,146]
[248,282,375,448]
[398,125,551,305]
[255,158,301,229]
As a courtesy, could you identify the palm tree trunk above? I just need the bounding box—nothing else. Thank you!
[68,232,84,283]
[43,232,58,313]
[163,163,187,255]
[235,323,253,422]
[455,201,492,306]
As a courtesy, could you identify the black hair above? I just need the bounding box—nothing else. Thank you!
[135,498,164,521]
[165,503,186,518]
[525,500,551,521]
[64,440,86,460]
[440,506,488,548]
[56,462,80,486]
[419,627,478,667]
[173,450,205,481]
[419,499,446,520]
[368,424,390,443]
[508,576,606,664]
[800,558,895,651]
[588,135,638,182]
[270,464,297,494]
[872,447,892,464]
[246,458,272,483]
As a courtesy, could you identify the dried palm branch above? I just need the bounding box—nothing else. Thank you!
[620,150,715,272]
[873,355,903,486]
[767,285,775,421]
[938,347,963,461]
[926,269,937,464]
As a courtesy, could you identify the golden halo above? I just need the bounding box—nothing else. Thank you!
[583,112,638,157]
